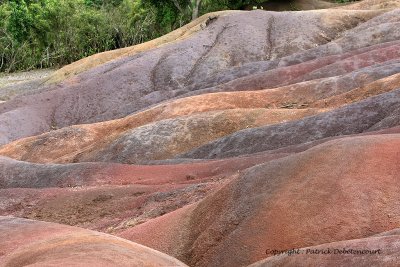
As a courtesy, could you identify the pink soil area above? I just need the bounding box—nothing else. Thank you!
[311,72,400,108]
[0,216,188,267]
[99,152,288,186]
[0,184,201,233]
[214,41,400,92]
[299,43,400,79]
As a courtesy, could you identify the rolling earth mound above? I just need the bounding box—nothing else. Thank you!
[1,1,400,266]
[0,216,187,267]
[119,134,400,267]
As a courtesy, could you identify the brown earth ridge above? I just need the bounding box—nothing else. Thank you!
[1,0,400,266]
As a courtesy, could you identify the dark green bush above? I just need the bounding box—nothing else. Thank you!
[0,0,157,72]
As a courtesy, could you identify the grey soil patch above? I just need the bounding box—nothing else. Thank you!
[0,69,55,101]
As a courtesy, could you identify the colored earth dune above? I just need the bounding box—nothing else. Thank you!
[1,0,400,266]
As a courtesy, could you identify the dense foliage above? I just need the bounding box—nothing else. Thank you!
[0,0,269,72]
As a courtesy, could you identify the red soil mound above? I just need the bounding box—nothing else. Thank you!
[119,134,400,267]
[0,152,286,232]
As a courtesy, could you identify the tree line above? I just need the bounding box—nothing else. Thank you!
[0,0,264,72]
